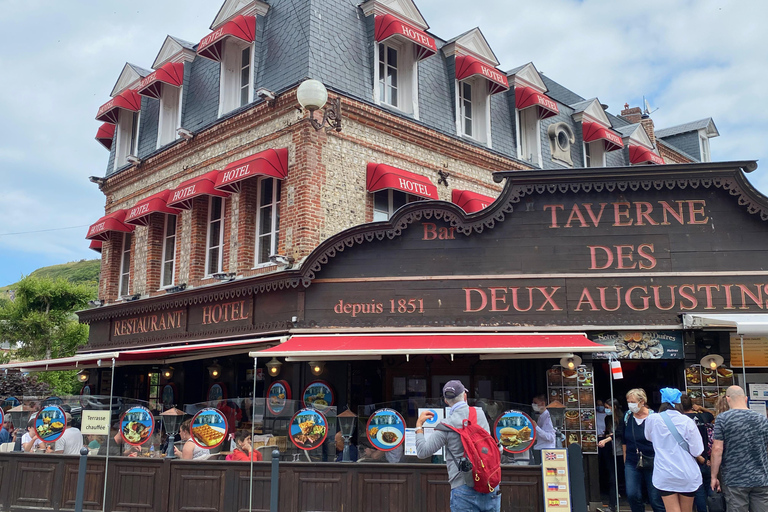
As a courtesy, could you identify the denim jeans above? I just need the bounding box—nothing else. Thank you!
[450,485,501,512]
[693,464,711,512]
[625,462,664,512]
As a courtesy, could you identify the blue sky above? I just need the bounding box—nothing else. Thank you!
[0,0,766,287]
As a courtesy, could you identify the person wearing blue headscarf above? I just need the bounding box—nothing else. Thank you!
[643,388,704,512]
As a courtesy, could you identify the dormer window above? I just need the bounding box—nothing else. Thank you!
[571,99,624,168]
[510,62,559,167]
[378,42,405,109]
[137,61,187,148]
[115,110,141,169]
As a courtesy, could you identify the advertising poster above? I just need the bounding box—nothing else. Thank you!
[417,407,444,427]
[366,408,406,452]
[120,406,155,446]
[289,408,328,450]
[267,380,291,415]
[190,408,228,449]
[82,410,111,436]
[749,383,768,401]
[592,331,683,359]
[685,364,734,408]
[541,449,570,511]
[730,335,768,367]
[302,381,334,411]
[493,410,536,454]
[35,406,67,443]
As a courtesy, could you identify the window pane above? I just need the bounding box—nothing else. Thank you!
[162,262,174,287]
[387,46,397,67]
[210,197,222,221]
[166,215,177,235]
[120,275,129,295]
[208,220,221,248]
[374,191,388,213]
[240,86,248,107]
[258,235,271,264]
[241,47,250,67]
[260,179,273,205]
[392,190,407,210]
[259,207,272,236]
[208,248,219,275]
[275,180,282,201]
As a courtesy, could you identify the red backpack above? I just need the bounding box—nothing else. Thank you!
[441,407,502,494]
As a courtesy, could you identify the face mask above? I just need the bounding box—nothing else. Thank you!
[596,406,605,413]
[531,404,542,413]
[628,403,640,414]
[605,408,612,415]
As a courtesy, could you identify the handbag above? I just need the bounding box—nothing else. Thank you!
[707,492,726,512]
[630,415,654,469]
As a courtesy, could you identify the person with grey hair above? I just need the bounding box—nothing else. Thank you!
[711,385,768,512]
[54,413,83,455]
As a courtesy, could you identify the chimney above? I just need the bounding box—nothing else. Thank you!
[620,103,642,124]
[640,116,656,146]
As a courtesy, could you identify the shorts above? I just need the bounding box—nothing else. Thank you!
[658,489,696,498]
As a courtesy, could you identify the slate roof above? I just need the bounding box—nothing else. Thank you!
[569,98,597,114]
[655,118,719,138]
[169,36,196,51]
[540,75,584,106]
[128,63,153,77]
[657,138,699,162]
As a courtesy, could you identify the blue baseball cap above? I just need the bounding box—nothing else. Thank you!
[443,380,466,399]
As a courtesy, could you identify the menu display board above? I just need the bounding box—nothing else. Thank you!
[190,408,228,449]
[730,335,768,367]
[547,365,597,454]
[685,364,734,408]
[541,449,571,512]
[493,410,536,454]
[120,406,155,446]
[366,408,406,452]
[592,331,683,359]
[289,408,328,450]
[35,406,67,443]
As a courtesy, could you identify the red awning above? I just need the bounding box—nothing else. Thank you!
[95,123,115,150]
[455,55,509,95]
[124,190,181,226]
[366,163,438,200]
[85,210,135,241]
[451,189,495,213]
[255,333,607,359]
[374,14,436,61]
[89,240,102,253]
[136,62,185,99]
[0,337,284,372]
[515,86,559,119]
[197,15,256,62]
[95,89,142,124]
[214,148,289,193]
[167,170,229,210]
[629,145,665,165]
[582,121,624,152]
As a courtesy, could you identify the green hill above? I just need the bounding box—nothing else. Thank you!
[0,260,100,298]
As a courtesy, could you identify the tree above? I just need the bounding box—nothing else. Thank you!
[0,276,92,395]
[0,372,52,398]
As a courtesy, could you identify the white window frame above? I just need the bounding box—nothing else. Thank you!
[516,107,541,167]
[118,232,132,297]
[156,84,183,148]
[455,77,490,145]
[372,189,422,222]
[373,40,418,117]
[218,40,253,117]
[205,196,225,276]
[114,109,141,169]
[583,140,606,168]
[699,135,711,162]
[254,177,281,267]
[160,214,177,288]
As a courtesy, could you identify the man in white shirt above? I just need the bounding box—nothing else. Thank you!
[54,413,84,455]
[531,394,557,464]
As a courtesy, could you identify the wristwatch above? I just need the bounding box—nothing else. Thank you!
[415,427,424,434]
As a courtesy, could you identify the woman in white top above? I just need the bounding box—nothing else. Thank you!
[175,419,211,460]
[643,388,704,512]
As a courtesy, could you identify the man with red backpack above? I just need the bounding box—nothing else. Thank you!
[415,380,502,511]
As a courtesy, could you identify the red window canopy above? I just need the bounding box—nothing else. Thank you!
[629,144,665,165]
[255,333,607,359]
[451,189,495,213]
[86,210,135,241]
[197,15,256,62]
[95,123,115,151]
[137,62,185,99]
[455,55,509,95]
[214,148,289,193]
[167,170,229,210]
[374,14,436,60]
[366,163,438,200]
[89,240,102,253]
[515,86,559,119]
[124,190,181,226]
[582,121,624,152]
[95,89,142,124]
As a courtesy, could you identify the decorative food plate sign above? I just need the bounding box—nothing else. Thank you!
[302,380,334,411]
[289,408,328,450]
[35,406,67,443]
[190,408,228,449]
[494,410,536,454]
[366,408,406,452]
[120,406,155,446]
[267,380,291,415]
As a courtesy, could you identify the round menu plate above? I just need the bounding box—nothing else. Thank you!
[207,383,226,406]
[267,380,291,415]
[35,406,67,443]
[302,381,334,411]
[79,385,92,408]
[120,406,155,447]
[493,410,536,454]
[190,408,228,449]
[289,408,328,451]
[366,408,405,452]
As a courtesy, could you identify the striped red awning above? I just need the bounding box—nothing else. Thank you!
[137,62,185,99]
[197,15,256,62]
[515,86,559,119]
[124,190,181,226]
[366,163,438,200]
[582,121,624,152]
[89,240,102,253]
[629,145,665,165]
[167,171,229,210]
[95,123,115,150]
[374,14,436,61]
[455,55,509,95]
[214,148,289,193]
[95,89,142,124]
[451,189,495,213]
[86,210,135,241]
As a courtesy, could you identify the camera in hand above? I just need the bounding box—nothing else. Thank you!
[458,458,473,472]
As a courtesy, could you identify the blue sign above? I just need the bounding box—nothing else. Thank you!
[35,406,67,443]
[592,331,684,360]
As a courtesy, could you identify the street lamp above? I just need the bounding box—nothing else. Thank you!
[265,358,282,377]
[77,370,90,383]
[7,405,32,452]
[161,407,185,458]
[161,366,174,380]
[296,79,342,132]
[207,362,222,379]
[337,407,357,462]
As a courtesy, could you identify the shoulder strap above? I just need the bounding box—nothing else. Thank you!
[661,411,690,453]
